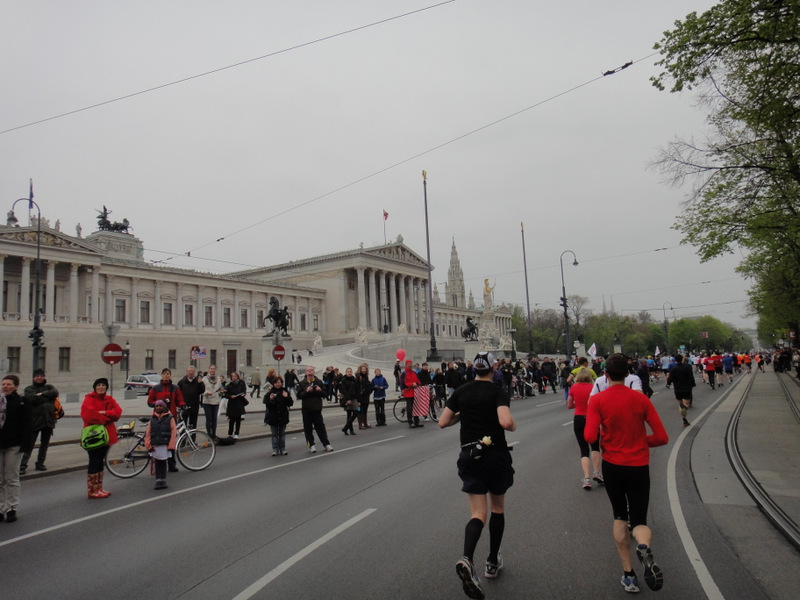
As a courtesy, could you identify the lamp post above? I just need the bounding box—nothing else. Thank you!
[509,328,517,361]
[559,250,578,360]
[520,223,534,356]
[382,305,389,333]
[124,340,131,385]
[422,171,439,362]
[7,180,44,374]
[662,302,673,355]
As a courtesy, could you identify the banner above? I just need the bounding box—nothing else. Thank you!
[588,343,597,358]
[190,345,207,360]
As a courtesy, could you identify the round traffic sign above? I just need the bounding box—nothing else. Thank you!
[272,344,286,361]
[101,343,124,365]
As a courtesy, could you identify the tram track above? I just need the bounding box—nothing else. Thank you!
[725,371,800,551]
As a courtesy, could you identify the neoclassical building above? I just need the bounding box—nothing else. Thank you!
[1,220,511,396]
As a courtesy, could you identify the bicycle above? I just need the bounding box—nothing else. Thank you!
[105,409,216,478]
[392,385,440,423]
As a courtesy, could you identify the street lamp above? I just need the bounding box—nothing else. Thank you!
[422,171,440,362]
[509,328,517,361]
[382,305,389,333]
[662,302,673,355]
[520,223,534,356]
[559,250,578,360]
[7,180,44,374]
[124,340,131,384]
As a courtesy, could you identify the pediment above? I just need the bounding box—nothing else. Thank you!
[0,227,102,254]
[366,244,430,269]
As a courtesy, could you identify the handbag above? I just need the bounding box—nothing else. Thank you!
[80,424,109,450]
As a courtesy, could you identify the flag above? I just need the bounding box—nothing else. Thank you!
[29,178,34,208]
[588,343,597,358]
[655,346,661,356]
[383,210,389,220]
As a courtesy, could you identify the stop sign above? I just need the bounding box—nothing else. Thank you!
[272,345,286,361]
[101,343,124,365]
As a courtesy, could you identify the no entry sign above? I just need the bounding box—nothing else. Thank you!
[272,345,286,361]
[101,343,124,365]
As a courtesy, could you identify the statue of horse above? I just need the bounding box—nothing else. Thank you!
[462,316,479,341]
[265,296,290,336]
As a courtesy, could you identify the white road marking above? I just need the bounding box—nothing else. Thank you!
[0,437,401,549]
[667,393,729,599]
[231,508,377,600]
[536,399,563,407]
[561,421,573,427]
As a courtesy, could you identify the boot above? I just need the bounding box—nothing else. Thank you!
[91,472,111,499]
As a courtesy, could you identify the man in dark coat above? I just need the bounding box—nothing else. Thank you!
[177,366,205,431]
[20,368,58,473]
[1,374,33,522]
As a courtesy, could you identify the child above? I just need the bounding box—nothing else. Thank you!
[145,400,177,490]
[371,368,389,426]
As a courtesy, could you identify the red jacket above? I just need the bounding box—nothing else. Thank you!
[400,368,420,398]
[584,384,668,467]
[147,380,185,418]
[81,391,123,445]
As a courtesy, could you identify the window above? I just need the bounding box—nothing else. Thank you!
[240,308,248,329]
[58,347,70,372]
[313,314,319,331]
[184,304,194,326]
[168,349,176,370]
[145,349,154,371]
[115,298,126,322]
[246,349,252,367]
[223,307,231,328]
[7,346,20,372]
[257,310,264,328]
[38,347,47,372]
[204,305,213,327]
[300,314,307,331]
[210,349,217,366]
[139,300,151,324]
[163,302,173,325]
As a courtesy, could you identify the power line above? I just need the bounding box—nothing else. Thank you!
[0,1,457,136]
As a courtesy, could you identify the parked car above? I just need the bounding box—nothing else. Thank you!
[125,372,160,394]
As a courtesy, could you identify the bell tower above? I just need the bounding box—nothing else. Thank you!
[444,238,466,308]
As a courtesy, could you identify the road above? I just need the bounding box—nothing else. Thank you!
[1,378,798,599]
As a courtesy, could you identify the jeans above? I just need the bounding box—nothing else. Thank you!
[21,426,53,469]
[270,424,287,453]
[0,447,24,514]
[203,404,219,438]
[374,398,386,425]
[86,444,109,475]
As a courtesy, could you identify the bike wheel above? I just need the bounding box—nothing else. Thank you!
[427,402,439,423]
[176,430,216,471]
[393,399,407,423]
[105,435,150,478]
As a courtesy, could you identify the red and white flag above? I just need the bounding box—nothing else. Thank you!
[383,209,389,220]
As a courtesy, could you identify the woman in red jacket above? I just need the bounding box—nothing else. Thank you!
[80,378,123,499]
[567,367,601,490]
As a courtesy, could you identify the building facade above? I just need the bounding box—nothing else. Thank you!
[1,222,511,396]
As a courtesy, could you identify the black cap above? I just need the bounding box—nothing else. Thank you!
[93,377,110,390]
[33,368,45,377]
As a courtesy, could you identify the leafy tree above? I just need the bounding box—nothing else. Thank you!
[652,0,800,333]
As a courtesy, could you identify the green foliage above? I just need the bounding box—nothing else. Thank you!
[652,0,800,331]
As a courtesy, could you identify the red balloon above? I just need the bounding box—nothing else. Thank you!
[396,349,406,361]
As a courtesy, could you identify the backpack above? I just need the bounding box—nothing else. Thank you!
[54,397,65,420]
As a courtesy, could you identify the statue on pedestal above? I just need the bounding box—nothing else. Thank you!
[265,296,290,336]
[483,278,494,311]
[462,316,479,341]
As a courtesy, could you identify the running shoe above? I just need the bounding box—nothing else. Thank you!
[582,477,592,490]
[310,444,317,453]
[484,555,503,579]
[620,573,640,593]
[325,445,334,452]
[455,557,485,599]
[592,472,605,485]
[636,544,663,591]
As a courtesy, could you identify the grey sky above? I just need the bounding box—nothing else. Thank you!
[2,1,751,331]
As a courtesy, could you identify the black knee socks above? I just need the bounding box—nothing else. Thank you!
[488,512,505,563]
[463,518,484,561]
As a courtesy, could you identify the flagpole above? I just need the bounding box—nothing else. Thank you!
[521,222,534,356]
[383,209,386,244]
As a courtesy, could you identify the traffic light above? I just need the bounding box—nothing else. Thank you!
[28,327,44,347]
[560,296,568,310]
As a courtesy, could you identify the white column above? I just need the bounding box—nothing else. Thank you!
[177,283,184,330]
[69,264,79,322]
[105,275,114,325]
[409,278,417,334]
[368,269,378,330]
[196,284,202,331]
[91,269,100,323]
[398,275,408,328]
[45,260,56,321]
[377,271,387,331]
[356,267,367,328]
[216,287,222,332]
[233,288,240,332]
[130,277,139,328]
[250,291,256,334]
[154,280,162,329]
[0,255,5,313]
[20,257,31,320]
[388,273,398,332]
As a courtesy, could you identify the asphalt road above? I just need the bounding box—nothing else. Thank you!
[1,379,798,600]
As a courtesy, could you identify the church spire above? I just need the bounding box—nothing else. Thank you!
[446,237,466,308]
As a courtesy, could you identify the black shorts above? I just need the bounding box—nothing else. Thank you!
[602,460,650,528]
[674,390,693,401]
[457,449,514,496]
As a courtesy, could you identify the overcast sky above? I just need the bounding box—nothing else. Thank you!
[1,1,752,331]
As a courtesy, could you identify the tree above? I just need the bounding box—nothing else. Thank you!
[652,0,800,333]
